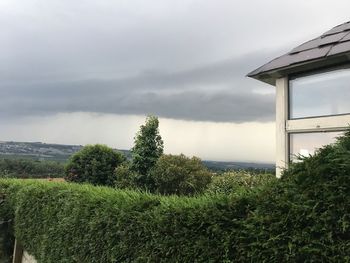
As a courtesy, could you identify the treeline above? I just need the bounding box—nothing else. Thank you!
[203,161,275,174]
[0,159,65,178]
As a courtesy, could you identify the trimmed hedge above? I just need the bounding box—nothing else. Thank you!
[1,131,350,262]
[1,180,249,262]
[0,178,349,262]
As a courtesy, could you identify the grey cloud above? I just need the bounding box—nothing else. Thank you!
[0,89,275,123]
[123,91,275,123]
[1,0,350,123]
[0,52,276,122]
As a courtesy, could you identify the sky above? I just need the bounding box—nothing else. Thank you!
[1,0,350,163]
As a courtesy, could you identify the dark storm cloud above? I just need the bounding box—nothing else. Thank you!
[122,91,275,123]
[0,89,275,123]
[1,0,350,123]
[0,51,276,122]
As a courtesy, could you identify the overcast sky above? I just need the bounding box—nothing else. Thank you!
[1,0,349,163]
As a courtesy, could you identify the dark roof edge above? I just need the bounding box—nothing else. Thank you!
[246,52,287,78]
[247,51,350,85]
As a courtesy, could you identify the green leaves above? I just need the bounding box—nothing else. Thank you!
[206,171,275,195]
[131,116,164,185]
[1,131,350,262]
[149,154,212,195]
[0,159,64,179]
[65,144,125,186]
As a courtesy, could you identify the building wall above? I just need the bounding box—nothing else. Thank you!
[275,78,289,178]
[21,251,37,263]
[12,240,37,263]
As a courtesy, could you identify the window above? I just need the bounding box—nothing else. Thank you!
[289,68,350,119]
[289,131,343,160]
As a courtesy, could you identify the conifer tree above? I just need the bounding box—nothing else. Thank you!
[131,115,164,187]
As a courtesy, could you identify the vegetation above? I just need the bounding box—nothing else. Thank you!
[0,158,64,179]
[149,154,212,195]
[0,141,274,173]
[65,145,125,186]
[0,191,14,263]
[126,116,212,195]
[0,141,132,163]
[131,115,164,187]
[202,160,275,174]
[1,131,350,262]
[206,170,275,195]
[114,163,138,190]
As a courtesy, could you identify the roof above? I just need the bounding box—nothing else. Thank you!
[248,21,350,85]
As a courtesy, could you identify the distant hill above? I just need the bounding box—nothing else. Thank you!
[0,141,274,172]
[202,160,274,173]
[0,141,131,162]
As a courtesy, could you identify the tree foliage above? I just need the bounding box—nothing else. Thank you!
[149,154,212,195]
[65,144,125,186]
[131,116,163,186]
[2,130,350,261]
[114,163,138,190]
[0,159,64,179]
[206,171,275,195]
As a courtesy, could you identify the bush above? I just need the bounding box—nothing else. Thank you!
[1,131,350,262]
[114,163,138,190]
[149,154,212,195]
[65,145,125,186]
[206,171,275,195]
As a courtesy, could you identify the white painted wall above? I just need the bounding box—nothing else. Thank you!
[275,77,289,178]
[12,240,37,263]
[21,251,36,263]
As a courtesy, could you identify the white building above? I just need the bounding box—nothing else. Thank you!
[248,22,350,177]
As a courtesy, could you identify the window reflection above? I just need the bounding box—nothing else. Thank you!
[289,131,343,161]
[289,68,350,119]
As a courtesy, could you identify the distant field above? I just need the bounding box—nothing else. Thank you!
[0,153,70,163]
[202,160,274,173]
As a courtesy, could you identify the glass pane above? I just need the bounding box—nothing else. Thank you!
[289,68,350,119]
[289,131,343,160]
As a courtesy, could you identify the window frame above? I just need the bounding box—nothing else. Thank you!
[288,130,346,162]
[288,63,350,120]
[286,64,350,162]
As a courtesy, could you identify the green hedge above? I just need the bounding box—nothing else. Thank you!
[1,132,350,262]
[0,180,248,262]
[0,177,349,262]
[0,189,14,263]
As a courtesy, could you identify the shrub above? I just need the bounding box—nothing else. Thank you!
[114,163,138,190]
[65,144,125,186]
[206,171,275,195]
[149,154,212,195]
